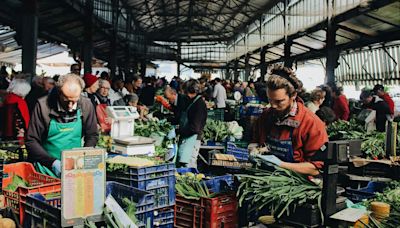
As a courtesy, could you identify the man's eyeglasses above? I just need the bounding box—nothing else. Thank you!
[72,68,80,72]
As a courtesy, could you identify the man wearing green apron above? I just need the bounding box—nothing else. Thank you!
[26,74,99,177]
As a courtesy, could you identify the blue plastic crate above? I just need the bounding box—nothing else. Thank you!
[246,106,264,116]
[107,175,175,209]
[243,96,261,104]
[154,208,174,228]
[127,163,176,177]
[226,142,249,161]
[176,168,234,193]
[204,175,234,193]
[346,182,386,202]
[24,193,62,228]
[106,181,155,227]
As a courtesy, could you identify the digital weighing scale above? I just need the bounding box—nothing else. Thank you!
[106,106,155,156]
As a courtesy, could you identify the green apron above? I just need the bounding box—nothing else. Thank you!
[43,109,83,160]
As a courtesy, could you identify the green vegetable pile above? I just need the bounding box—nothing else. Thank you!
[135,119,175,159]
[203,120,232,142]
[327,119,400,159]
[365,181,400,228]
[4,175,30,192]
[175,172,216,200]
[104,197,139,228]
[236,167,322,219]
[327,119,365,140]
[97,135,113,151]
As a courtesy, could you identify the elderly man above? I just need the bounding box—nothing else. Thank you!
[163,86,189,125]
[93,79,112,133]
[70,63,81,76]
[26,74,98,177]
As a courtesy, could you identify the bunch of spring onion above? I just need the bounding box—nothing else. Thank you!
[175,172,216,200]
[236,166,322,219]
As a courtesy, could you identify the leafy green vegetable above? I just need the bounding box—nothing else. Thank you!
[175,172,216,200]
[203,120,232,142]
[236,166,322,220]
[4,175,30,192]
[122,198,138,224]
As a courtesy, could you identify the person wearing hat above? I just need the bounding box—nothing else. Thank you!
[252,65,328,176]
[82,73,99,98]
[26,74,99,177]
[373,84,395,116]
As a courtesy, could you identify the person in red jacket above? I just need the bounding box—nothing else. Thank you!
[373,84,395,116]
[332,86,350,121]
[253,65,328,176]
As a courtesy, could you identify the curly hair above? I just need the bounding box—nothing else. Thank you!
[310,88,326,102]
[267,65,302,97]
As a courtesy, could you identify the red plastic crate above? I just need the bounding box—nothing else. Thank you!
[175,194,238,228]
[2,162,61,224]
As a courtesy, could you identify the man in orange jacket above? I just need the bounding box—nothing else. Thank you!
[253,66,328,176]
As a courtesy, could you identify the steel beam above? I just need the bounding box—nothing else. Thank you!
[21,0,38,81]
[83,0,94,74]
[260,46,267,78]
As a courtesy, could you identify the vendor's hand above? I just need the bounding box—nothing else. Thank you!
[256,155,282,166]
[248,143,259,153]
[167,128,176,139]
[52,160,61,177]
[105,117,113,124]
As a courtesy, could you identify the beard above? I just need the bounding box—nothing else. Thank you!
[272,103,293,121]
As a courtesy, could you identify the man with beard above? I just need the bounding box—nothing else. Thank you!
[253,65,328,176]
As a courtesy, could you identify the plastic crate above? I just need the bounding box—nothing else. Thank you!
[207,109,225,121]
[348,162,392,178]
[154,208,174,228]
[176,168,234,193]
[209,151,252,169]
[0,158,4,191]
[106,181,155,227]
[107,163,176,209]
[346,182,386,203]
[175,194,238,228]
[226,142,249,161]
[2,162,61,224]
[243,96,260,104]
[24,193,61,228]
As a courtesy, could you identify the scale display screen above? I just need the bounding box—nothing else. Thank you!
[115,111,131,117]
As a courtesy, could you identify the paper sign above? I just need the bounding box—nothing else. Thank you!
[330,208,367,222]
[61,148,106,227]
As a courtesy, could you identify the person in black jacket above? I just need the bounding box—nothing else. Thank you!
[360,90,391,132]
[164,86,189,125]
[176,79,207,168]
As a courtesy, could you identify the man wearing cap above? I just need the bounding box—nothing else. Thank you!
[373,84,395,116]
[26,74,98,177]
[252,65,328,176]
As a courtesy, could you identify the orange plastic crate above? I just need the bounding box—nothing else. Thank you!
[2,162,61,224]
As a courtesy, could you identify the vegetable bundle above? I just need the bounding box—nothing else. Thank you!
[175,172,216,200]
[236,167,322,219]
[203,120,230,142]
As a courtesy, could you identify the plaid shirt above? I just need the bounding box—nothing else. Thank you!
[55,102,80,123]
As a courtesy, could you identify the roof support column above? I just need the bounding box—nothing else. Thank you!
[260,47,267,79]
[325,0,340,85]
[109,0,119,79]
[124,13,132,80]
[140,60,146,77]
[21,0,38,81]
[284,39,293,68]
[225,66,230,80]
[234,59,239,81]
[83,0,94,74]
[177,42,181,78]
[245,54,251,81]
